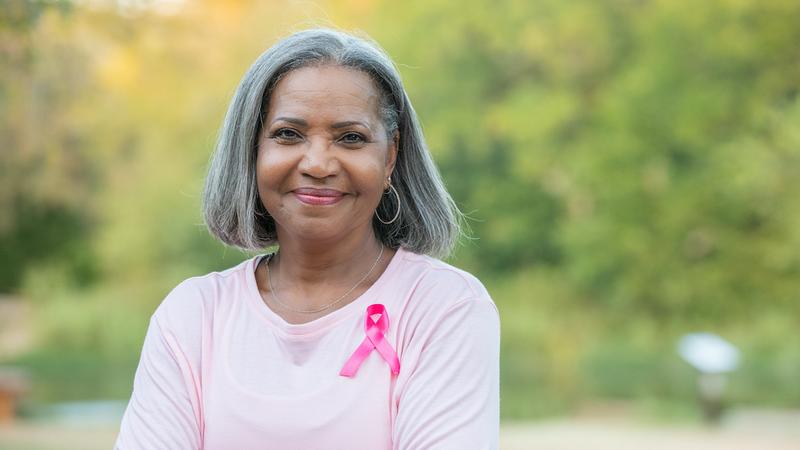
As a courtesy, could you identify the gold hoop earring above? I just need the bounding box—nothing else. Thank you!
[375,183,401,225]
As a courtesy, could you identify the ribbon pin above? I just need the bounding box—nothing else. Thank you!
[340,304,400,377]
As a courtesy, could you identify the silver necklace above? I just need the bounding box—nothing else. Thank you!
[265,245,385,314]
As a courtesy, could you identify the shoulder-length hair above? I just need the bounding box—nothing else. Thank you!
[203,28,463,258]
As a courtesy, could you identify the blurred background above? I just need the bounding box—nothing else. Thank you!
[1,0,799,448]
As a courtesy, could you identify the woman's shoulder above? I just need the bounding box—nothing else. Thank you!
[393,248,494,313]
[398,249,488,295]
[151,256,259,332]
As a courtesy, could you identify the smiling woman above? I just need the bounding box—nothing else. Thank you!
[115,28,500,450]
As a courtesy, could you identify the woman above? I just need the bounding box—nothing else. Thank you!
[115,28,500,449]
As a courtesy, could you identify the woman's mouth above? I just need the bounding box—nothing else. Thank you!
[293,188,345,206]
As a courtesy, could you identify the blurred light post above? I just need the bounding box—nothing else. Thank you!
[678,333,740,424]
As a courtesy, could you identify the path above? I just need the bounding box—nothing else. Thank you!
[1,409,798,449]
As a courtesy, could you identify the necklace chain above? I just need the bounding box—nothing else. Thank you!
[265,245,385,314]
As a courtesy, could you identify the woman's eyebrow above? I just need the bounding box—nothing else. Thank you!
[331,120,371,130]
[272,116,307,126]
[270,118,371,131]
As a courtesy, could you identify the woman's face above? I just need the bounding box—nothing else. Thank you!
[256,65,397,244]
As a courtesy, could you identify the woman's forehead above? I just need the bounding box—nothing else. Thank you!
[266,65,381,124]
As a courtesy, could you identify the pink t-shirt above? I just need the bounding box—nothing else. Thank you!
[115,247,500,449]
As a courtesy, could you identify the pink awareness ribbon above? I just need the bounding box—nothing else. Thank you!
[340,304,400,377]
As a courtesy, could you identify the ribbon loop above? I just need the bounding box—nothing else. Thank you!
[340,304,400,377]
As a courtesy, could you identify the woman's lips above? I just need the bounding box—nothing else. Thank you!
[293,188,345,206]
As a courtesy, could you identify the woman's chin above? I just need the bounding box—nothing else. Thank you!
[277,218,365,244]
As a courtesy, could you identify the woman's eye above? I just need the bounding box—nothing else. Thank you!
[272,128,301,141]
[340,132,365,145]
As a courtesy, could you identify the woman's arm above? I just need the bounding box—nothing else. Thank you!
[392,296,501,450]
[115,308,204,449]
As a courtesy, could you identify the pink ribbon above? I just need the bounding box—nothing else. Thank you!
[340,304,400,377]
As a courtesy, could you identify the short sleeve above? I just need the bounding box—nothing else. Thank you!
[115,314,203,449]
[392,296,501,450]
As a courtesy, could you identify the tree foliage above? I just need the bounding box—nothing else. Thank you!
[2,0,799,414]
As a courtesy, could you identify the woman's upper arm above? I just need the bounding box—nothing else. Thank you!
[115,312,203,449]
[392,296,501,450]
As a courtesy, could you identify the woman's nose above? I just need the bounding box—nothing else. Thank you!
[298,137,339,179]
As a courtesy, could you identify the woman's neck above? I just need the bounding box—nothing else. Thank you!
[271,229,386,290]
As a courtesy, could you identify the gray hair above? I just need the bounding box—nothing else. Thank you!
[203,28,463,258]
